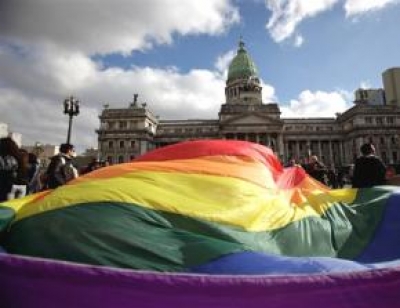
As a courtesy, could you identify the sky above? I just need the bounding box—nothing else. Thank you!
[1,0,400,152]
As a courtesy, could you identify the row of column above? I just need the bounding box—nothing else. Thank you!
[283,139,346,166]
[224,133,284,158]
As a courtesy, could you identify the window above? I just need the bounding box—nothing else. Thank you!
[108,141,114,149]
[130,141,136,148]
[119,121,127,129]
[382,151,387,163]
[365,117,372,124]
[119,141,125,149]
[130,120,138,128]
[376,117,383,125]
[387,117,395,124]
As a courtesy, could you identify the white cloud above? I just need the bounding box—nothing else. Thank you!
[261,82,277,103]
[215,49,236,75]
[264,0,400,44]
[0,0,239,55]
[344,0,400,16]
[265,0,339,43]
[281,89,351,118]
[294,34,304,47]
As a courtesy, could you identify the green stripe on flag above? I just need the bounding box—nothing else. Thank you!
[3,187,390,271]
[0,206,15,233]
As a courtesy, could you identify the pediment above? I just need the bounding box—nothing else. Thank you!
[221,113,282,126]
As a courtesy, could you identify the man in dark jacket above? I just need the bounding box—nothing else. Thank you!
[46,143,78,189]
[352,143,386,188]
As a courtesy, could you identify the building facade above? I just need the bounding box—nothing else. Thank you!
[354,88,385,105]
[97,41,400,167]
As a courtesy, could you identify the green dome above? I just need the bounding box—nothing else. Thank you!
[227,40,258,82]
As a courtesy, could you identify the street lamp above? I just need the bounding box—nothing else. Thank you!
[63,95,80,144]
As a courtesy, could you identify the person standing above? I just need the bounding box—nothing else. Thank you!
[10,149,30,198]
[27,152,42,193]
[0,137,26,201]
[352,143,386,188]
[82,157,101,174]
[305,155,328,185]
[46,143,78,189]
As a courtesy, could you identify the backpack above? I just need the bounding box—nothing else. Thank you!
[45,155,77,189]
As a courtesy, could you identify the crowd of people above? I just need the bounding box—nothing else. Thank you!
[0,137,45,201]
[287,142,389,188]
[0,138,82,202]
[0,137,395,203]
[286,154,347,188]
[0,137,116,203]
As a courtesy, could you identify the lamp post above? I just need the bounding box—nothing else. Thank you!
[63,95,80,144]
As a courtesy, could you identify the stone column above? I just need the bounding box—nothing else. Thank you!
[339,141,344,166]
[388,136,393,163]
[278,134,284,159]
[318,141,322,159]
[296,141,300,160]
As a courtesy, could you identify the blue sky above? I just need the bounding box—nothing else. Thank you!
[1,0,400,151]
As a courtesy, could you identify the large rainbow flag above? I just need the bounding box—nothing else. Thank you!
[1,140,400,307]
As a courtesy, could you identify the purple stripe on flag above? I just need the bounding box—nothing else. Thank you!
[1,254,400,308]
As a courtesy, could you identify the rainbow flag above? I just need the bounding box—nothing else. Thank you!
[0,140,400,307]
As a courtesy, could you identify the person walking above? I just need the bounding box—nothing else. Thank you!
[352,143,386,188]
